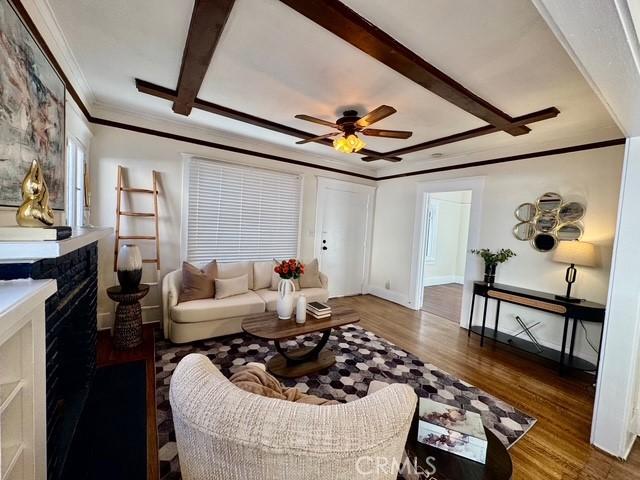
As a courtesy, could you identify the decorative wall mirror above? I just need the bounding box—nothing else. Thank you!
[514,203,537,222]
[536,192,563,212]
[534,214,558,233]
[556,223,583,241]
[558,202,586,222]
[513,222,536,241]
[531,232,558,252]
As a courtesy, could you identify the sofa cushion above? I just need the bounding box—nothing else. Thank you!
[299,258,323,288]
[215,274,249,299]
[216,261,254,290]
[253,261,273,290]
[171,291,265,324]
[178,260,217,303]
[255,288,329,312]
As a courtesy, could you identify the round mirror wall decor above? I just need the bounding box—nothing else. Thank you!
[559,202,586,222]
[513,222,536,241]
[534,214,558,233]
[514,193,586,252]
[556,223,583,241]
[536,192,563,212]
[514,203,537,222]
[531,232,558,252]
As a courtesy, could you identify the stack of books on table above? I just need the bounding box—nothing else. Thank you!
[306,301,331,319]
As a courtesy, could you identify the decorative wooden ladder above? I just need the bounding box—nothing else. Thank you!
[113,165,161,311]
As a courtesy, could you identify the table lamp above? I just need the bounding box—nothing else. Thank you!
[552,240,597,303]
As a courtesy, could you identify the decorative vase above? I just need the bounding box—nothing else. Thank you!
[484,263,497,284]
[296,294,307,324]
[277,278,296,320]
[117,244,143,292]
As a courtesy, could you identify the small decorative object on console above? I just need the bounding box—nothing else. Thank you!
[471,248,516,284]
[274,258,304,319]
[417,398,487,464]
[117,244,143,292]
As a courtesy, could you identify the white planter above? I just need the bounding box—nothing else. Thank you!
[277,278,296,320]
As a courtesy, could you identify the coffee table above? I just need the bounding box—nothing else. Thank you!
[404,406,513,480]
[241,306,359,378]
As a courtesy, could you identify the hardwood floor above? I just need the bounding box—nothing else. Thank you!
[331,294,640,480]
[422,283,463,323]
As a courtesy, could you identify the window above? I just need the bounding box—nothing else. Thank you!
[183,158,302,263]
[425,197,439,264]
[66,138,86,227]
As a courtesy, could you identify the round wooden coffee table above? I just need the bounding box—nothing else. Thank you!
[241,306,359,378]
[106,285,149,350]
[405,407,513,480]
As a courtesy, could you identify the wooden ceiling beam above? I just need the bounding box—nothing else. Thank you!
[361,107,560,161]
[172,0,236,115]
[280,0,543,136]
[135,79,396,159]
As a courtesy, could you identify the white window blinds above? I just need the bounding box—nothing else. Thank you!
[184,158,301,263]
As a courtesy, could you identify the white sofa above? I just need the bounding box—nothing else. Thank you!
[162,260,329,343]
[170,354,417,480]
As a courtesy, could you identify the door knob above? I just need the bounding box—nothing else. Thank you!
[322,246,328,251]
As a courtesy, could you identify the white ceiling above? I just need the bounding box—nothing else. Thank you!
[48,0,622,171]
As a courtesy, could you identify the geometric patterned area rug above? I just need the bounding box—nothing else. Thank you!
[155,325,536,480]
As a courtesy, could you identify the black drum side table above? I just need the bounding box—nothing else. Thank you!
[106,284,149,350]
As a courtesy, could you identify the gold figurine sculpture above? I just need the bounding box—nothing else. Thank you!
[16,159,55,227]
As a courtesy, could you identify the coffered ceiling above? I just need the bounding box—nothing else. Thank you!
[47,0,622,172]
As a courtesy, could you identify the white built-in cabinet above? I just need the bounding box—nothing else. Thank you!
[0,280,56,480]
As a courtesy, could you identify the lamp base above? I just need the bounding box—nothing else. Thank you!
[554,294,582,303]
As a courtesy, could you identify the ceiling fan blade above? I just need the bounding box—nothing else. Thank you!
[355,105,397,128]
[294,114,338,128]
[361,128,413,139]
[361,155,403,163]
[295,132,339,144]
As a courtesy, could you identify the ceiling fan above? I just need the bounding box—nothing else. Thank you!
[294,105,412,156]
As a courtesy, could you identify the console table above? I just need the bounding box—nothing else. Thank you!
[468,282,605,374]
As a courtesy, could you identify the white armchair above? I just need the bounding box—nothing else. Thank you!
[170,354,417,480]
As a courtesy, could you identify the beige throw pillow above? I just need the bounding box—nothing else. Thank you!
[178,260,217,303]
[299,258,323,288]
[216,261,254,290]
[253,261,273,290]
[215,274,249,299]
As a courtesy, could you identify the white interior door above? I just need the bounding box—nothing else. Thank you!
[315,178,375,297]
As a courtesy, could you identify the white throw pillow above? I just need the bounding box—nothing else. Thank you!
[216,261,254,290]
[253,261,274,290]
[215,274,249,299]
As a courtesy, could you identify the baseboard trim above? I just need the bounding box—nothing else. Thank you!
[365,285,411,308]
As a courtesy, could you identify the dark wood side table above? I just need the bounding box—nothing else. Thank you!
[241,306,359,378]
[106,285,149,350]
[405,406,513,480]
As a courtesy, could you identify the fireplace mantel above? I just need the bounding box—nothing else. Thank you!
[0,227,112,262]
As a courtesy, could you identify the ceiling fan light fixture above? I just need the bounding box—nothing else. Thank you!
[333,133,366,153]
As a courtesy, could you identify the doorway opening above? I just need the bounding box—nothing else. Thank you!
[421,191,472,323]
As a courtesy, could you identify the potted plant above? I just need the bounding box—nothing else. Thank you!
[471,248,516,284]
[274,259,305,319]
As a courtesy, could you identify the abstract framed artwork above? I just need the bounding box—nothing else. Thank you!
[0,0,65,210]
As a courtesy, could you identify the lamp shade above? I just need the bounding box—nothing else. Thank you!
[552,240,597,267]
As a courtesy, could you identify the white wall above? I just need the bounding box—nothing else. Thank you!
[423,191,471,286]
[369,145,624,364]
[89,124,375,329]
